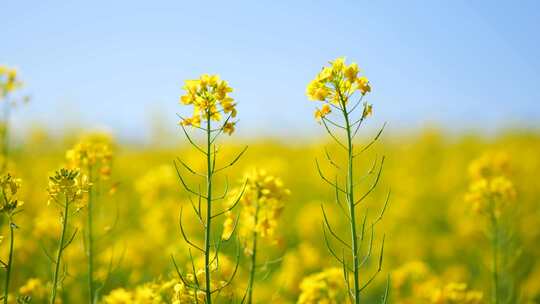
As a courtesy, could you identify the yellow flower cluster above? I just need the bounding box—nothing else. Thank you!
[47,168,90,205]
[0,65,22,97]
[102,275,233,304]
[465,152,516,216]
[0,173,24,214]
[222,169,290,247]
[172,281,205,304]
[297,267,346,304]
[173,254,237,302]
[306,57,372,121]
[66,134,114,180]
[179,74,236,134]
[426,282,484,304]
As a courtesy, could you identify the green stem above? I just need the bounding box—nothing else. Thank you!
[246,198,260,304]
[87,167,95,304]
[3,217,14,304]
[204,114,213,304]
[490,211,499,304]
[51,197,70,304]
[343,105,361,304]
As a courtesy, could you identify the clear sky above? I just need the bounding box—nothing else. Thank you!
[3,1,540,141]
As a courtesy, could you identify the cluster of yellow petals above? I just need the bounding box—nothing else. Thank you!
[222,169,290,251]
[179,74,237,135]
[465,152,516,216]
[172,254,237,302]
[0,65,22,97]
[172,281,206,304]
[102,271,235,304]
[306,57,372,122]
[0,173,24,214]
[47,168,90,205]
[66,134,114,180]
[172,269,230,303]
[297,267,346,304]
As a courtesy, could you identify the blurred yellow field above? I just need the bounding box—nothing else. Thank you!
[2,124,540,303]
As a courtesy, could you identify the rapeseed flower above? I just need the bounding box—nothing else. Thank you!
[222,169,290,247]
[465,152,516,216]
[47,168,90,205]
[179,74,236,134]
[306,57,372,119]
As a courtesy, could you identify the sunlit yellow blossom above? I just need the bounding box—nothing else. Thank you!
[344,63,359,82]
[223,169,290,249]
[306,81,330,101]
[356,76,371,95]
[306,57,373,121]
[47,168,90,205]
[314,104,331,122]
[223,122,236,135]
[180,114,201,128]
[179,74,237,133]
[172,255,238,301]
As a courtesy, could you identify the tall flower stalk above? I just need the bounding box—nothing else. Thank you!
[306,58,390,303]
[465,152,519,304]
[0,174,24,304]
[173,74,247,303]
[221,169,289,303]
[0,66,28,304]
[65,135,114,303]
[47,168,89,304]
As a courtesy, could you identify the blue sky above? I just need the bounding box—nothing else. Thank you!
[3,1,540,141]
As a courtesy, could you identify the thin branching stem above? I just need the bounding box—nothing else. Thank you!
[3,216,14,304]
[321,204,351,249]
[341,95,362,303]
[316,80,388,303]
[51,196,70,304]
[204,111,213,304]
